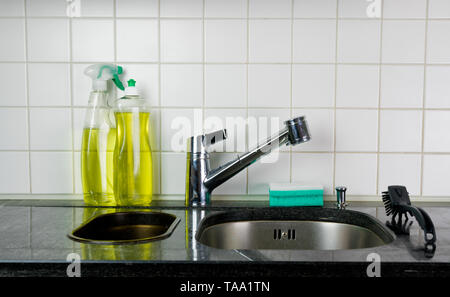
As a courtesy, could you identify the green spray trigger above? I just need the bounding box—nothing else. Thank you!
[96,64,125,91]
[112,74,125,91]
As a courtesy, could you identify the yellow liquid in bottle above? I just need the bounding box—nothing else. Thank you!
[81,127,116,206]
[114,112,153,206]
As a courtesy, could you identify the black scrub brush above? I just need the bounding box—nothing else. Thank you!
[382,185,436,258]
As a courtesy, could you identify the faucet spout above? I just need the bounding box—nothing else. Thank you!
[204,128,290,191]
[185,116,311,207]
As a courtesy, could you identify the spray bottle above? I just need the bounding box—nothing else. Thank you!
[113,79,153,206]
[82,64,124,206]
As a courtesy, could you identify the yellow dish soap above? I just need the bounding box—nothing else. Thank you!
[113,79,153,206]
[81,64,125,206]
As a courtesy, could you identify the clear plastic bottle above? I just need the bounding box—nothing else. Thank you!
[113,79,153,206]
[81,64,124,206]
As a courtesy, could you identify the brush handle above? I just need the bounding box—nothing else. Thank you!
[403,205,436,258]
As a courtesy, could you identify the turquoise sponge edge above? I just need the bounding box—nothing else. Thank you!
[269,189,324,207]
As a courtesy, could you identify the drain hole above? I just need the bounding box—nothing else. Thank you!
[273,229,296,240]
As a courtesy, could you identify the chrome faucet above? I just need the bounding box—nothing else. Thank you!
[185,116,311,206]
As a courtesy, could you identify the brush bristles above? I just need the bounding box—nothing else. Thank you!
[382,191,394,216]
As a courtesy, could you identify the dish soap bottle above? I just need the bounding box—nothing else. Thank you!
[82,64,124,206]
[113,79,153,206]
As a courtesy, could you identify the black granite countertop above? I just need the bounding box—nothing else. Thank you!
[0,198,449,277]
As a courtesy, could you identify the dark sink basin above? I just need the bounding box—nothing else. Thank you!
[196,207,395,250]
[68,211,180,245]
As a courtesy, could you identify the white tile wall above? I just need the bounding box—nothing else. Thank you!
[1,0,450,200]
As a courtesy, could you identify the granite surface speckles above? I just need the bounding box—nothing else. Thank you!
[0,199,449,277]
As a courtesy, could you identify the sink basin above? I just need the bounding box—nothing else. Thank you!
[196,208,395,250]
[68,211,180,245]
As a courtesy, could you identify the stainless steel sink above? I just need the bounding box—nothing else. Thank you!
[196,208,395,250]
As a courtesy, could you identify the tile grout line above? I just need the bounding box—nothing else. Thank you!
[5,60,450,66]
[158,0,162,195]
[245,0,250,194]
[5,105,450,111]
[23,0,32,194]
[375,1,385,196]
[69,5,75,194]
[332,0,339,196]
[5,15,450,21]
[420,0,430,197]
[289,0,294,184]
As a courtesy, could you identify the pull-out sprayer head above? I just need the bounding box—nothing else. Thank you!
[285,116,311,145]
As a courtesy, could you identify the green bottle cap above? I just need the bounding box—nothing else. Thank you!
[128,79,136,87]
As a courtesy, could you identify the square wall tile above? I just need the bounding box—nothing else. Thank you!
[26,0,67,16]
[383,0,427,18]
[0,109,28,150]
[161,108,202,152]
[116,20,158,62]
[423,155,450,196]
[0,152,29,193]
[72,63,91,107]
[30,152,73,194]
[72,19,114,62]
[427,21,450,64]
[74,152,82,194]
[339,0,379,18]
[118,64,160,107]
[79,0,113,17]
[116,0,158,17]
[424,110,450,152]
[249,20,291,63]
[205,20,247,63]
[292,65,335,108]
[160,0,203,17]
[425,66,450,108]
[205,64,247,108]
[151,152,161,194]
[204,109,247,153]
[292,153,334,195]
[209,152,247,195]
[382,21,426,64]
[160,20,203,62]
[30,108,72,150]
[27,19,69,62]
[161,152,187,194]
[247,108,291,152]
[0,19,25,61]
[379,110,423,152]
[335,153,377,195]
[336,65,379,108]
[0,0,24,16]
[248,153,290,194]
[293,20,336,63]
[28,63,70,106]
[205,0,247,18]
[337,20,381,63]
[249,0,291,18]
[0,63,26,106]
[248,64,290,108]
[429,0,450,18]
[380,65,424,108]
[161,64,203,107]
[293,109,334,152]
[378,154,421,196]
[336,109,378,152]
[294,0,337,18]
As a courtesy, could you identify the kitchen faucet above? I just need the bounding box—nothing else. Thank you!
[185,116,311,206]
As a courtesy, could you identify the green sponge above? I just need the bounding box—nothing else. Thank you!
[269,184,324,207]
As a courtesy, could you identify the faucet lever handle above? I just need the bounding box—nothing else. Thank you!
[204,129,227,147]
